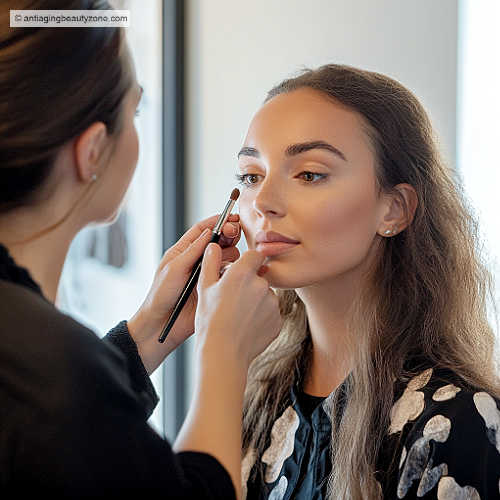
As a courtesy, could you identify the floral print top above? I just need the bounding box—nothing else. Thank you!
[242,367,500,499]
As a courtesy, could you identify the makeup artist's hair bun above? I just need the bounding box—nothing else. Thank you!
[0,0,132,213]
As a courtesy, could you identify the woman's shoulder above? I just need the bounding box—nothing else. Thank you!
[389,366,500,435]
[387,366,500,498]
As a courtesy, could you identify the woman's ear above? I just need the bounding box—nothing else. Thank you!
[73,122,108,183]
[378,183,418,236]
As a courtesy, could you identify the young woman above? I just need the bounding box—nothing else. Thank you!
[237,64,500,499]
[0,1,281,498]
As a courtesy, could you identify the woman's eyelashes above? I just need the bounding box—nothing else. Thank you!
[296,172,328,183]
[235,173,261,187]
[235,171,328,188]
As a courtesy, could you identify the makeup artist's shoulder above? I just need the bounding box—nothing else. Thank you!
[0,279,123,378]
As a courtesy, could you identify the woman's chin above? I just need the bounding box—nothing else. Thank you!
[263,267,306,290]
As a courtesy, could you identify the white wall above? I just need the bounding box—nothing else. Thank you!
[457,0,500,334]
[184,0,459,398]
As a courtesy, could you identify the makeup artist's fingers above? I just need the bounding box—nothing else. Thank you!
[158,216,218,265]
[127,215,240,372]
[176,228,213,274]
[195,248,282,366]
[257,264,269,277]
[220,245,240,264]
[174,229,239,279]
[173,229,239,281]
[158,214,240,269]
[198,243,222,289]
[222,250,267,283]
[219,220,241,248]
[181,214,239,250]
[219,261,232,277]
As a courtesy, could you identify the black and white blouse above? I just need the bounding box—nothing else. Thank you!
[243,367,500,499]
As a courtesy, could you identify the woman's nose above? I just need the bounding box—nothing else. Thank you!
[252,178,286,218]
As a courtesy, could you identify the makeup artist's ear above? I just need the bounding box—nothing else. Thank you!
[73,122,108,182]
[377,183,418,235]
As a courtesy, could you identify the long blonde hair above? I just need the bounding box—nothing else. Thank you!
[242,64,499,499]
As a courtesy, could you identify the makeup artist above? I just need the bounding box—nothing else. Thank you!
[0,1,282,499]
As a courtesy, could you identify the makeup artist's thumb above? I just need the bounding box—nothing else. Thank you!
[198,243,222,289]
[235,249,267,276]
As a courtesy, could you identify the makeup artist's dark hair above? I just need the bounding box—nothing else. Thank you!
[241,64,499,499]
[0,0,131,215]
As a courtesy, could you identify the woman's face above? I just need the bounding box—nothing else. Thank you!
[238,88,388,290]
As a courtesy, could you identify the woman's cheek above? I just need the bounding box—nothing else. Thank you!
[306,198,347,238]
[303,195,373,263]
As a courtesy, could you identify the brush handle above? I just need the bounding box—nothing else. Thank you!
[158,232,220,343]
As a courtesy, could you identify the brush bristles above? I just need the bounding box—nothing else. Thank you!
[230,188,240,201]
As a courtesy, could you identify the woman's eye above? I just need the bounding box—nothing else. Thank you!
[235,173,261,186]
[298,172,327,182]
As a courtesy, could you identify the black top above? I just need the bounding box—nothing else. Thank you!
[0,244,235,499]
[243,368,500,499]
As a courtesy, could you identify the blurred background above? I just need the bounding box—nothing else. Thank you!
[56,0,499,441]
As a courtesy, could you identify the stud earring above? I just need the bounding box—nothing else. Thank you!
[91,174,98,182]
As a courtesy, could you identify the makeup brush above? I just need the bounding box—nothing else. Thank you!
[158,188,240,343]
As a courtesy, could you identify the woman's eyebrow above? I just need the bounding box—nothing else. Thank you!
[237,141,347,161]
[237,146,259,159]
[285,140,347,161]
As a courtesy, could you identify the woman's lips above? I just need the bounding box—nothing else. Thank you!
[254,230,300,256]
[256,241,299,256]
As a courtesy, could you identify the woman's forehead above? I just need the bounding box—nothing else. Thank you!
[244,89,371,158]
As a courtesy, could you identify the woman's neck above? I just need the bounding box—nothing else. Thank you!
[0,207,79,303]
[297,271,361,397]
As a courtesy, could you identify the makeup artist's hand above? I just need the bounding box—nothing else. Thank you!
[173,246,281,497]
[174,246,281,499]
[195,244,282,367]
[127,214,241,374]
